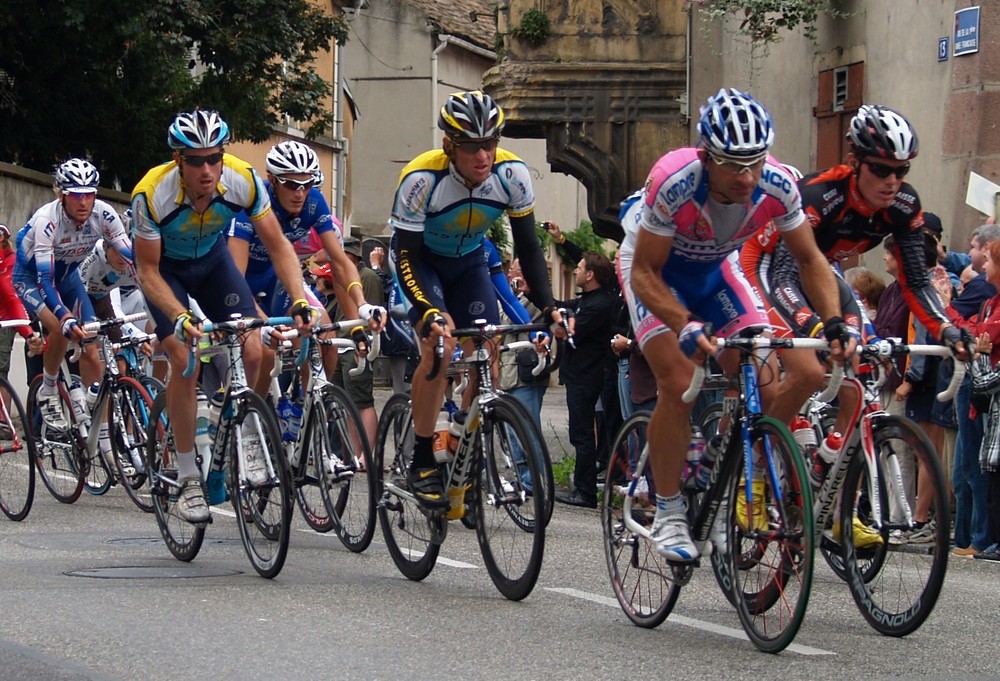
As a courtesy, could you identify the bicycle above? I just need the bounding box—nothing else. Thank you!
[374,320,549,601]
[801,338,960,637]
[270,319,377,551]
[603,334,824,654]
[0,318,37,521]
[26,313,154,505]
[146,314,294,579]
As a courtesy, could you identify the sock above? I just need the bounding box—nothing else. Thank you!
[411,434,434,469]
[176,450,201,480]
[655,492,686,518]
[42,371,59,393]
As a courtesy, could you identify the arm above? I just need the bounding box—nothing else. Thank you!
[319,231,363,323]
[134,236,186,321]
[253,211,307,309]
[393,228,439,324]
[510,213,555,312]
[631,229,694,338]
[545,221,584,262]
[781,220,843,324]
[227,234,250,275]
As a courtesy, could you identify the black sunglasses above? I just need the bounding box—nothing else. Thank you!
[180,152,224,167]
[274,176,314,192]
[863,160,910,179]
[454,137,499,153]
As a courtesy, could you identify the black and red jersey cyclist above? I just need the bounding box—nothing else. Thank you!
[388,90,565,508]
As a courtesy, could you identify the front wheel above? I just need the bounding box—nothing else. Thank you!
[602,411,680,627]
[474,395,545,601]
[0,376,35,521]
[728,417,815,654]
[840,414,948,637]
[109,377,155,512]
[27,377,84,504]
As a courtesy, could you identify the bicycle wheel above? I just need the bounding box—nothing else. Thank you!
[317,384,376,552]
[375,393,440,581]
[147,392,205,561]
[290,400,335,534]
[729,417,814,654]
[0,376,35,520]
[503,394,554,528]
[27,377,84,504]
[82,437,113,497]
[229,390,291,579]
[840,414,948,637]
[602,411,680,628]
[109,376,154,512]
[474,395,545,601]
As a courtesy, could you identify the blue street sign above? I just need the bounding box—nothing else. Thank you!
[955,6,980,56]
[939,36,949,61]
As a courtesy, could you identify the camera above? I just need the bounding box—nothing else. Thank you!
[511,277,524,290]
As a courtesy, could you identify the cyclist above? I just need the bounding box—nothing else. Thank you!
[388,90,564,509]
[623,88,848,562]
[227,140,384,395]
[131,109,314,524]
[13,159,132,431]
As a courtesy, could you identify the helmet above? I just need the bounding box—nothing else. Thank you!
[266,141,323,185]
[847,105,918,160]
[167,109,230,150]
[55,158,100,193]
[438,90,505,140]
[698,88,774,159]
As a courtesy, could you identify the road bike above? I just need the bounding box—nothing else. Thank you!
[0,318,36,521]
[604,334,823,653]
[146,315,293,579]
[375,321,549,601]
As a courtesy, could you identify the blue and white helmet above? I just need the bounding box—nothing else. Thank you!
[698,88,775,159]
[55,158,100,193]
[266,141,323,186]
[167,109,230,150]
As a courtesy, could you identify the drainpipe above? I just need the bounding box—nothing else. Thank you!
[431,34,498,147]
[334,41,346,223]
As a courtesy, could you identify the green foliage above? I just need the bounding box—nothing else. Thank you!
[693,0,850,44]
[488,215,512,256]
[510,9,551,47]
[0,0,345,189]
[549,220,612,267]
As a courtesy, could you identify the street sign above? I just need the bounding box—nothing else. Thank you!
[939,36,949,61]
[954,6,980,56]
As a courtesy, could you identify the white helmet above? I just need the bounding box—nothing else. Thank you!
[266,141,323,186]
[167,109,231,150]
[55,158,100,193]
[847,105,918,161]
[698,88,775,159]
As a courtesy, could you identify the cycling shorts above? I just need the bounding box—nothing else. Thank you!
[14,267,96,323]
[391,244,499,329]
[244,269,323,318]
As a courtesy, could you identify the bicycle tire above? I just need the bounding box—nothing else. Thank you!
[290,397,335,534]
[729,417,815,654]
[317,384,376,552]
[502,393,554,528]
[27,376,84,504]
[138,375,165,401]
[228,390,292,579]
[82,440,113,496]
[108,376,154,512]
[375,393,440,581]
[148,392,205,562]
[840,414,948,637]
[474,395,545,601]
[0,376,35,520]
[602,411,680,628]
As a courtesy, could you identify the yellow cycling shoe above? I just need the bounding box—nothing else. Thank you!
[735,479,769,533]
[833,516,885,549]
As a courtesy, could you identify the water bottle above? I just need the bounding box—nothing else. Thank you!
[791,415,817,453]
[433,409,452,463]
[85,382,100,415]
[195,390,212,456]
[694,432,722,490]
[684,425,705,483]
[276,396,294,442]
[286,400,302,441]
[812,431,843,490]
[68,377,87,422]
[207,389,225,443]
[447,410,466,458]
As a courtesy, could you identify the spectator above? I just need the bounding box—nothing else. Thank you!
[0,223,43,411]
[843,266,886,322]
[369,243,416,394]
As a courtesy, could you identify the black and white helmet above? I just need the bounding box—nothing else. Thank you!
[698,88,774,159]
[438,90,505,141]
[847,105,918,160]
[54,158,100,193]
[167,109,231,150]
[266,141,323,185]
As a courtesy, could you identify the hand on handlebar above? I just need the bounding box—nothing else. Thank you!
[173,311,202,347]
[821,316,858,364]
[61,316,88,343]
[358,303,387,333]
[678,320,715,361]
[941,325,971,362]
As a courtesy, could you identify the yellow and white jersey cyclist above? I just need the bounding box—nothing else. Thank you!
[388,90,563,509]
[131,109,314,526]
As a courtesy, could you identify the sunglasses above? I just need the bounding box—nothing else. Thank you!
[708,153,766,175]
[180,152,224,167]
[274,176,314,192]
[63,190,97,200]
[454,137,500,153]
[862,160,910,179]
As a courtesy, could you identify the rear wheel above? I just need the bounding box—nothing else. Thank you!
[840,414,948,637]
[602,411,680,627]
[475,395,545,601]
[27,377,84,504]
[729,417,814,654]
[0,376,35,521]
[109,377,154,512]
[375,393,440,581]
[148,392,205,561]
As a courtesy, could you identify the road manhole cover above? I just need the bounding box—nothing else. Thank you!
[65,566,242,579]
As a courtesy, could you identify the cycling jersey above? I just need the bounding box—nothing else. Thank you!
[0,247,34,338]
[226,184,342,275]
[79,242,139,299]
[389,148,534,258]
[14,198,131,321]
[131,154,271,261]
[741,164,948,339]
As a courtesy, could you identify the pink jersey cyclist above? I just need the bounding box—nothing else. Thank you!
[618,147,805,348]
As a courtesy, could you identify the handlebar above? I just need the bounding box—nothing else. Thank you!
[183,315,294,378]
